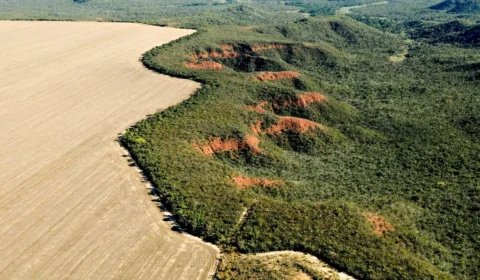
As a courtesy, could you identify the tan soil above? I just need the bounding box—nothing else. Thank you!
[389,48,408,63]
[231,175,283,189]
[251,44,286,52]
[185,61,223,70]
[251,251,356,280]
[192,134,262,156]
[0,21,218,280]
[265,117,327,135]
[294,271,313,280]
[254,71,301,81]
[337,1,388,15]
[364,212,395,237]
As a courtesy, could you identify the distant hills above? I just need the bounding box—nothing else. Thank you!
[405,20,480,47]
[430,0,480,13]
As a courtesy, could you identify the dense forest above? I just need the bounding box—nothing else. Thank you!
[2,0,478,279]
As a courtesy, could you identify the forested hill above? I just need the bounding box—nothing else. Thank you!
[121,5,479,280]
[431,0,480,13]
[2,0,479,279]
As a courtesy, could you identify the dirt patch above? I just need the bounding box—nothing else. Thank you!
[220,44,234,51]
[192,134,262,156]
[389,48,408,63]
[265,117,327,135]
[249,121,263,135]
[252,44,286,52]
[246,104,267,113]
[246,101,272,113]
[254,71,301,81]
[364,212,395,237]
[185,61,223,70]
[189,50,240,60]
[231,175,283,189]
[294,272,312,280]
[296,92,328,107]
[249,251,356,280]
[244,134,262,154]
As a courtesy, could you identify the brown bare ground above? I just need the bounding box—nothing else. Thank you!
[0,21,218,280]
[189,50,239,60]
[246,104,267,113]
[250,251,356,280]
[231,175,283,189]
[254,71,301,81]
[265,117,327,135]
[296,92,328,107]
[389,48,408,63]
[249,121,263,135]
[185,61,223,70]
[251,44,286,52]
[219,44,234,51]
[192,134,262,156]
[364,212,395,237]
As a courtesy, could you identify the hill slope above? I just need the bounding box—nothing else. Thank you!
[122,11,479,279]
[431,0,480,13]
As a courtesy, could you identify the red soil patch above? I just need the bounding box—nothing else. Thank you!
[254,71,301,82]
[364,212,395,237]
[191,143,215,156]
[249,121,263,135]
[274,92,328,109]
[231,175,284,189]
[189,50,239,61]
[244,134,262,154]
[265,117,327,135]
[246,105,266,113]
[246,101,271,113]
[219,44,234,51]
[184,61,223,70]
[296,92,328,107]
[252,44,286,52]
[191,134,262,156]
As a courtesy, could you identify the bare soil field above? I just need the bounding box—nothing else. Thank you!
[0,21,218,280]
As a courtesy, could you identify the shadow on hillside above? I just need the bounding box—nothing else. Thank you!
[115,137,186,234]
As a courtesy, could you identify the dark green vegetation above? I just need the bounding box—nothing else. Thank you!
[0,0,301,24]
[3,0,479,279]
[124,7,479,280]
[431,0,480,14]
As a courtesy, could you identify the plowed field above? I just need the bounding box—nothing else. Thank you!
[0,21,218,280]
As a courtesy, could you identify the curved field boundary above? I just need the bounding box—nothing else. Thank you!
[0,21,218,280]
[337,1,388,15]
